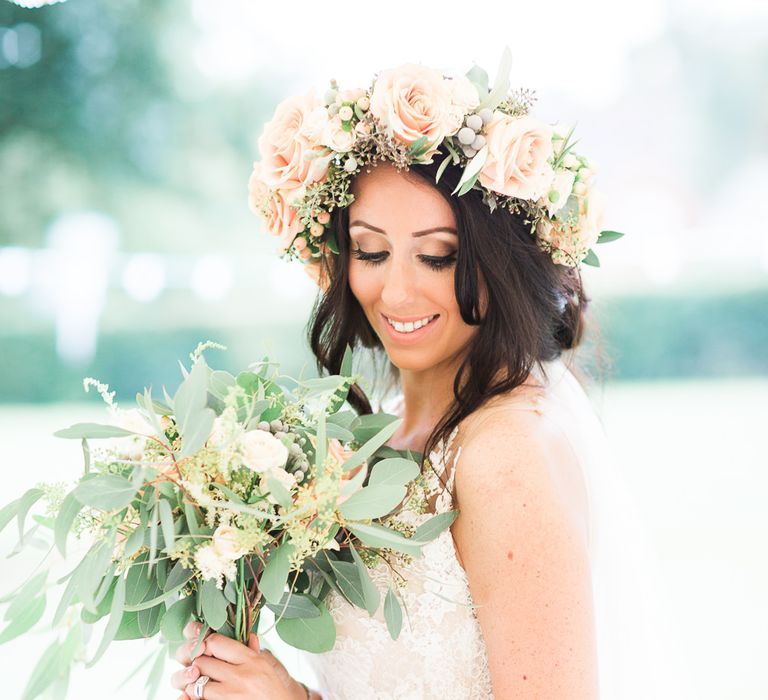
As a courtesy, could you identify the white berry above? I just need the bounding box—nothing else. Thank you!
[465,114,483,131]
[344,156,358,172]
[458,126,476,145]
[471,134,486,150]
[461,144,477,158]
[478,107,494,124]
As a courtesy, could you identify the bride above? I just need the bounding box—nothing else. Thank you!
[170,57,680,699]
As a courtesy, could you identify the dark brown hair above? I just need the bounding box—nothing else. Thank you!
[307,146,589,465]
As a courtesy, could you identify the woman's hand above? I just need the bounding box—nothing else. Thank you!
[170,621,309,700]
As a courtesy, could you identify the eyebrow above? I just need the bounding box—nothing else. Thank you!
[349,219,458,237]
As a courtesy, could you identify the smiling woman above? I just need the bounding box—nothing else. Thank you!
[309,150,588,464]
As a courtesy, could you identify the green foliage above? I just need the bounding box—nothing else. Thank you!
[275,596,336,652]
[384,586,403,640]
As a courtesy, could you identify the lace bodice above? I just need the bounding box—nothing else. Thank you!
[289,360,691,699]
[300,418,494,700]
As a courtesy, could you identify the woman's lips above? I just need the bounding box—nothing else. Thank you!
[379,312,440,344]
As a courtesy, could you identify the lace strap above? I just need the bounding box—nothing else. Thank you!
[426,425,461,514]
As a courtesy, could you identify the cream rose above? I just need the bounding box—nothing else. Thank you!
[257,90,330,193]
[212,525,248,560]
[369,63,454,159]
[321,114,357,153]
[239,429,289,472]
[445,74,480,135]
[479,113,555,200]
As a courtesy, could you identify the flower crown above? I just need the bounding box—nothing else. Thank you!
[248,48,623,288]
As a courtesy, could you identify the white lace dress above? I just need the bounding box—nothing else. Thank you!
[295,360,691,699]
[301,420,492,700]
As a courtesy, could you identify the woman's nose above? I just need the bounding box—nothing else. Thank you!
[379,254,416,309]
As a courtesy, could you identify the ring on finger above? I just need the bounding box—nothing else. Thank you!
[193,674,210,699]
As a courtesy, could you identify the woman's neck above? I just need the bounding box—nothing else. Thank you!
[392,357,462,452]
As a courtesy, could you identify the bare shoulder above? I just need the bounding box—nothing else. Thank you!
[454,398,589,545]
[450,398,598,697]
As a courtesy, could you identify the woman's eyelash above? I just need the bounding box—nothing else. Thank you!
[351,248,456,271]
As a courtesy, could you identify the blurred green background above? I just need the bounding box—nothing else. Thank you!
[1,0,766,698]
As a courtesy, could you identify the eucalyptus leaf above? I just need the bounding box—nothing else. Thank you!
[158,499,175,552]
[275,597,336,652]
[177,407,215,459]
[597,229,624,244]
[54,423,137,439]
[201,579,228,630]
[341,418,402,473]
[327,559,366,609]
[184,502,201,537]
[582,249,600,267]
[368,457,420,487]
[20,636,65,700]
[384,586,403,640]
[413,509,459,543]
[0,594,45,644]
[324,423,355,442]
[79,538,115,613]
[259,542,294,605]
[54,491,84,556]
[265,591,322,620]
[2,570,46,614]
[339,484,407,520]
[165,561,195,593]
[477,45,512,112]
[125,557,154,606]
[161,596,195,642]
[347,522,424,557]
[299,375,347,393]
[115,611,144,640]
[87,572,126,667]
[144,642,168,700]
[452,144,488,195]
[123,524,146,559]
[350,412,400,444]
[73,475,137,511]
[0,498,19,535]
[16,487,43,543]
[137,603,166,637]
[465,64,490,96]
[349,545,380,616]
[327,410,357,431]
[315,409,327,476]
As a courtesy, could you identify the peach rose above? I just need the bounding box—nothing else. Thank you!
[248,163,305,251]
[536,189,605,267]
[257,90,330,193]
[212,525,248,560]
[578,188,606,250]
[369,63,454,160]
[479,114,555,200]
[321,114,357,153]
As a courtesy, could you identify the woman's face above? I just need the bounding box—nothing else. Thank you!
[347,162,480,372]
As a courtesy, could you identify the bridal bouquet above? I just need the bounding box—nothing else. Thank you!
[0,342,456,699]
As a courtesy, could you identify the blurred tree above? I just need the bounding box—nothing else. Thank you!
[0,0,274,251]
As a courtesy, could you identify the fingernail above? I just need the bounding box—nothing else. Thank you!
[186,666,198,678]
